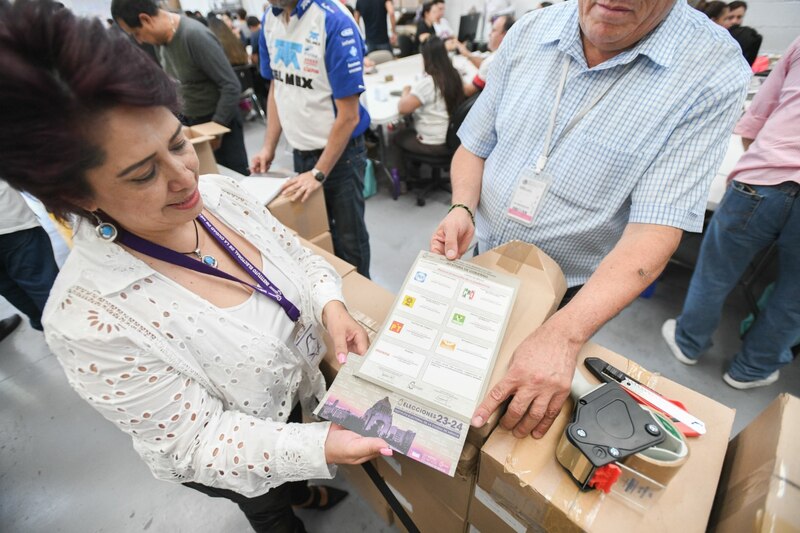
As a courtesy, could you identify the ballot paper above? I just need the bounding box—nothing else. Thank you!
[314,354,469,476]
[357,252,519,421]
[239,170,294,205]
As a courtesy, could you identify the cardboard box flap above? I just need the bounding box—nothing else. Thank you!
[189,121,231,137]
[184,132,215,144]
[479,342,735,532]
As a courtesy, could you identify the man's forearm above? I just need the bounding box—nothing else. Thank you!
[450,146,484,210]
[262,83,282,152]
[548,223,683,344]
[314,112,359,175]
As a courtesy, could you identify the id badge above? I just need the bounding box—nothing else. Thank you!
[506,168,551,227]
[293,322,324,366]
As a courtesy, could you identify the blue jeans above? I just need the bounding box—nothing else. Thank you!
[675,180,800,381]
[0,226,60,330]
[293,136,371,277]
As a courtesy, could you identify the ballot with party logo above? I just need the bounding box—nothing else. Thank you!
[356,251,519,421]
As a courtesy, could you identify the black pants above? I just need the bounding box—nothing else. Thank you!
[183,113,250,176]
[184,406,312,533]
[0,226,59,330]
[184,480,309,533]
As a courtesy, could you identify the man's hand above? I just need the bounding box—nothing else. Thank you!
[281,171,322,202]
[251,146,275,174]
[430,206,474,260]
[322,301,369,364]
[472,318,581,439]
[390,32,398,46]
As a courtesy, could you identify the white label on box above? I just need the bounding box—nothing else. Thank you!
[474,486,527,533]
[382,455,402,476]
[385,481,413,513]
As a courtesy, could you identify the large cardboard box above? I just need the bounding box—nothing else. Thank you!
[387,475,469,533]
[466,241,566,447]
[267,187,329,240]
[469,485,530,533]
[477,342,736,532]
[310,231,334,254]
[339,462,395,527]
[184,122,230,175]
[710,393,800,532]
[377,442,479,519]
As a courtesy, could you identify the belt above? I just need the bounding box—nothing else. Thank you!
[293,135,363,158]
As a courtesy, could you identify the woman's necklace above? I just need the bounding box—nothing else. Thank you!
[179,219,218,268]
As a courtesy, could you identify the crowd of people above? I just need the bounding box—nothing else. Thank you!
[0,0,797,532]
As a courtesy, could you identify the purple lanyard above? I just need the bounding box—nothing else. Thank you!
[113,215,301,322]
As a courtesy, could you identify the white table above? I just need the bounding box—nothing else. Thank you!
[363,54,478,126]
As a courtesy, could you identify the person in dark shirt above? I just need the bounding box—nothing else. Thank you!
[355,0,397,53]
[727,1,762,66]
[416,1,436,50]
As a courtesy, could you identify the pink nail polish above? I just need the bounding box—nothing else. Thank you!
[380,448,393,456]
[337,353,346,364]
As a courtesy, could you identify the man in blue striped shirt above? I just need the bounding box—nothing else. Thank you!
[431,0,750,439]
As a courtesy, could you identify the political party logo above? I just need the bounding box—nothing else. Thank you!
[402,295,416,308]
[389,321,404,334]
[275,39,302,69]
[414,271,427,283]
[451,313,465,326]
[439,339,457,351]
[461,287,476,300]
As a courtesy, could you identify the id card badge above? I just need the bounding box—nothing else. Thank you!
[293,322,324,366]
[507,167,551,227]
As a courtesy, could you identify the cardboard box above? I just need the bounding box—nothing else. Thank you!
[267,186,329,240]
[184,122,230,175]
[299,236,355,279]
[339,462,395,526]
[469,485,530,533]
[710,394,800,532]
[477,343,736,532]
[310,231,334,254]
[388,475,468,533]
[466,241,566,447]
[377,442,479,519]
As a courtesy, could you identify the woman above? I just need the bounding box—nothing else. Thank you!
[697,0,731,27]
[0,2,390,532]
[394,37,466,157]
[415,2,437,49]
[208,13,249,66]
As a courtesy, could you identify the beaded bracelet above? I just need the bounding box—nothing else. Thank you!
[448,203,475,226]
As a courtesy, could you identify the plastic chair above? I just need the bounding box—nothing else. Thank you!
[400,93,479,206]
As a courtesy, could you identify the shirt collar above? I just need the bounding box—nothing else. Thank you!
[271,0,313,19]
[73,177,225,297]
[537,0,682,70]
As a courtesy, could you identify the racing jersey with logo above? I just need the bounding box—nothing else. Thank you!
[259,0,370,151]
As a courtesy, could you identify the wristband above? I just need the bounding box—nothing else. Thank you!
[448,203,475,226]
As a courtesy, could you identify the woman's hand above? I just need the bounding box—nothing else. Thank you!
[322,301,369,364]
[325,424,392,464]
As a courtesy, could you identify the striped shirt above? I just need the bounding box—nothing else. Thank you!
[459,0,750,287]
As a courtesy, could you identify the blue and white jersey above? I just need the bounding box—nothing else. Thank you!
[259,0,371,151]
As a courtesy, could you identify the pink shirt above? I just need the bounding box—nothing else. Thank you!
[730,36,800,186]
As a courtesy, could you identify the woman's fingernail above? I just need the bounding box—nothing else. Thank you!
[380,448,393,456]
[471,415,484,427]
[337,353,346,364]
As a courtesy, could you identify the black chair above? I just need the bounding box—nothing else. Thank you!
[401,93,479,206]
[233,64,266,122]
[398,34,416,58]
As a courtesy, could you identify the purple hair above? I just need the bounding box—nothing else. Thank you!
[0,0,179,221]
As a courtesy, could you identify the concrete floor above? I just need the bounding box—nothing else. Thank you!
[1,119,798,532]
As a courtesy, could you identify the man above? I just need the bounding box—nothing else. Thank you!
[252,0,372,277]
[111,0,250,176]
[354,0,398,53]
[457,15,514,96]
[0,180,59,337]
[430,0,750,439]
[662,36,800,390]
[726,1,761,65]
[246,15,269,110]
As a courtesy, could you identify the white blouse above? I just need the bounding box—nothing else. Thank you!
[43,175,342,497]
